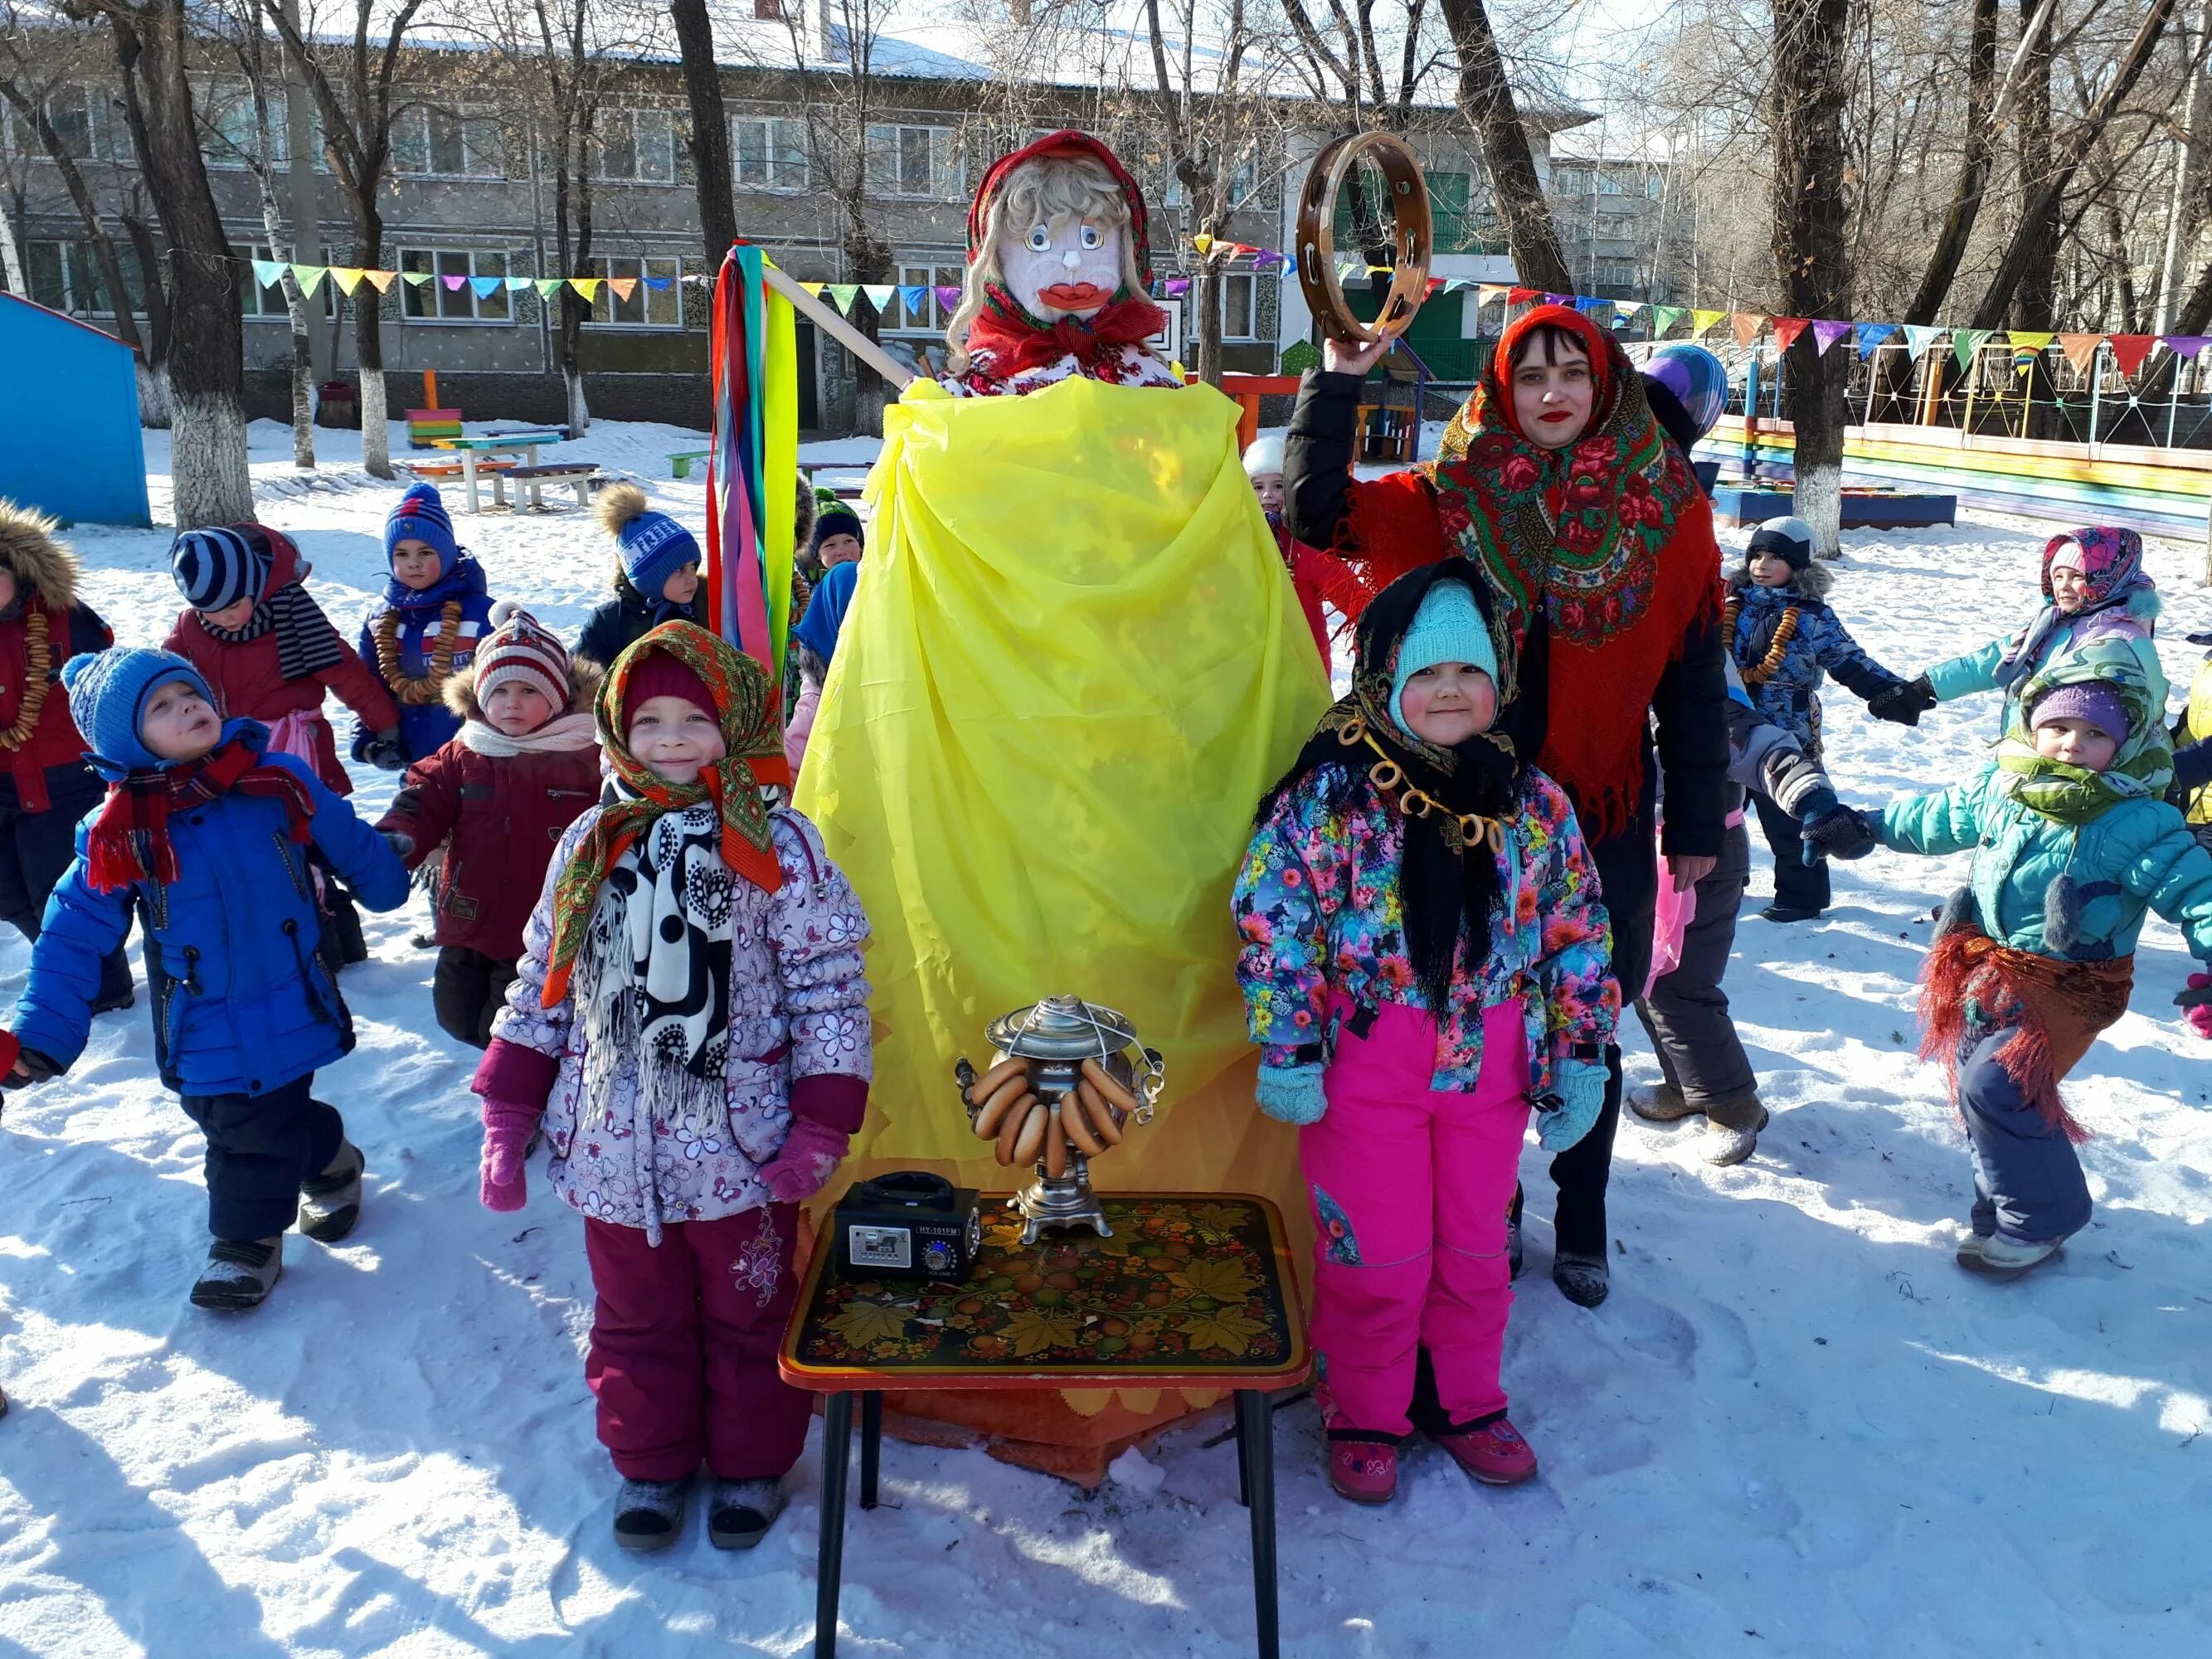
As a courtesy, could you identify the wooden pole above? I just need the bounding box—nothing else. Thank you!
[424,368,438,409]
[759,264,916,391]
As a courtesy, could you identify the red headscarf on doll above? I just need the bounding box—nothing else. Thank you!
[958,130,1168,380]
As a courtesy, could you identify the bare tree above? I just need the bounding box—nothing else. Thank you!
[668,0,736,270]
[1436,0,1572,292]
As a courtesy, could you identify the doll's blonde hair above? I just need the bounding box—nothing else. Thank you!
[946,152,1148,373]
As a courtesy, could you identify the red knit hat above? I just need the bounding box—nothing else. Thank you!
[474,605,571,708]
[622,649,716,727]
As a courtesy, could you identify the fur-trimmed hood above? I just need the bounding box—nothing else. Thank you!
[0,500,81,613]
[1726,556,1833,603]
[443,655,602,722]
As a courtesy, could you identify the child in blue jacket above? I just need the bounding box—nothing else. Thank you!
[354,483,496,764]
[1819,640,2212,1280]
[0,649,408,1311]
[1724,515,1915,922]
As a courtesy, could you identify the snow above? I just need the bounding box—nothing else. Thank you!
[4,421,2212,1657]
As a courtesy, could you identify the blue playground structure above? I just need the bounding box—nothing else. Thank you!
[0,293,150,527]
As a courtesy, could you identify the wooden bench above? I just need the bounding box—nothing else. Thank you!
[668,449,712,479]
[489,462,600,511]
[398,457,515,481]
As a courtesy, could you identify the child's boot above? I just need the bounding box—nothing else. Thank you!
[1326,1434,1400,1505]
[614,1475,692,1551]
[299,1141,365,1243]
[1433,1414,1539,1486]
[1958,1232,2063,1282]
[190,1237,283,1311]
[707,1477,785,1550]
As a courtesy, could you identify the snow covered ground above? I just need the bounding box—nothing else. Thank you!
[2,419,2210,1657]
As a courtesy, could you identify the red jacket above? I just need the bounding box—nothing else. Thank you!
[377,688,602,960]
[0,505,112,812]
[163,534,399,795]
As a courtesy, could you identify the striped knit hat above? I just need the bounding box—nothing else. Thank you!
[474,603,570,708]
[170,525,274,613]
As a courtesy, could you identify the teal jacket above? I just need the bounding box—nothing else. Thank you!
[1878,762,2212,962]
[1925,591,2164,737]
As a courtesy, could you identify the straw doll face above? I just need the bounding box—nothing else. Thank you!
[977,154,1145,324]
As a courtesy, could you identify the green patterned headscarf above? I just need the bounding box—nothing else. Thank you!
[1996,639,2171,825]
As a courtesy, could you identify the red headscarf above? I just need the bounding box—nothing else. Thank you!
[958,130,1168,381]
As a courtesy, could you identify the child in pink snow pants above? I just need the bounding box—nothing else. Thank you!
[1235,562,1618,1505]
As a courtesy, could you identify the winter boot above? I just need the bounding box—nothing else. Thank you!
[1434,1414,1539,1486]
[1759,904,1823,924]
[1626,1082,1698,1124]
[1325,1434,1400,1504]
[1700,1092,1770,1168]
[191,1237,283,1311]
[299,1141,365,1243]
[1553,1250,1610,1308]
[613,1475,692,1551]
[707,1477,785,1550]
[1958,1233,2063,1282]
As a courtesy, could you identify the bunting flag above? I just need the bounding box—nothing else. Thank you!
[440,273,467,292]
[1476,284,1509,304]
[1902,324,1945,358]
[935,285,963,310]
[1542,291,1573,307]
[533,278,565,299]
[1772,317,1811,353]
[1191,233,1215,255]
[644,276,677,291]
[362,270,397,294]
[2108,335,2156,376]
[1853,320,1898,358]
[1164,277,1192,296]
[2058,333,2104,372]
[1952,328,1991,371]
[1732,313,1764,348]
[1691,309,1725,338]
[2161,334,2212,359]
[897,284,929,314]
[1650,304,1686,335]
[504,275,532,291]
[704,246,797,682]
[825,284,859,314]
[2008,330,2055,353]
[1811,319,1852,356]
[1613,299,1645,316]
[328,267,365,294]
[608,278,638,302]
[568,278,603,301]
[401,271,432,287]
[861,285,895,312]
[251,259,284,290]
[799,281,824,298]
[469,275,503,300]
[1507,286,1539,304]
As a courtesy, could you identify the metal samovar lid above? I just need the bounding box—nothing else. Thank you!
[984,995,1137,1061]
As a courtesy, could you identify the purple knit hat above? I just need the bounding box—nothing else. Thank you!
[2028,681,2130,747]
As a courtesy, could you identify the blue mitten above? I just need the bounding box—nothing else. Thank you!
[1538,1058,1608,1151]
[1255,1063,1328,1126]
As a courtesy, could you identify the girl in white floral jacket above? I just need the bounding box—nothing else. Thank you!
[470,621,872,1554]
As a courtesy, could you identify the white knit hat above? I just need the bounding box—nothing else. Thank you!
[1242,430,1286,477]
[474,601,569,707]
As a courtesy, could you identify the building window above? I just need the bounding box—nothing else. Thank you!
[400,249,514,322]
[1222,273,1257,341]
[24,240,142,315]
[391,103,503,178]
[201,82,285,170]
[884,260,964,334]
[1553,165,1591,197]
[1164,153,1262,211]
[732,115,808,190]
[594,107,678,183]
[3,84,129,163]
[1594,258,1640,289]
[587,255,685,328]
[865,124,959,198]
[753,0,784,16]
[238,245,336,319]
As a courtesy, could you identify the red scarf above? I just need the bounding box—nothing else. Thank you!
[960,281,1168,382]
[1426,305,1721,839]
[85,736,315,893]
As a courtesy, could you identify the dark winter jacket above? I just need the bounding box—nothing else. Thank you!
[1724,565,1905,753]
[0,504,114,815]
[166,532,401,795]
[377,669,603,960]
[575,570,704,672]
[11,720,409,1096]
[352,556,496,764]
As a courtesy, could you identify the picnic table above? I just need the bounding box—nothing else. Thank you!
[780,1190,1310,1658]
[431,431,567,513]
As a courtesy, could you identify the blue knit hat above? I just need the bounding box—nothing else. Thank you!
[385,483,458,575]
[170,525,273,613]
[617,509,702,599]
[61,647,215,771]
[1391,581,1498,732]
[1748,515,1816,572]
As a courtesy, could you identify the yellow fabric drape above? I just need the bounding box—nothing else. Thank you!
[761,284,799,686]
[798,374,1328,1190]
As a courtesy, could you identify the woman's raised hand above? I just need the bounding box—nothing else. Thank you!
[1322,335,1393,377]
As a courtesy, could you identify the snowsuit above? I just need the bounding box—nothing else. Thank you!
[574,573,704,674]
[1879,751,2212,1244]
[1235,761,1617,1435]
[9,721,407,1240]
[0,509,129,1007]
[477,805,873,1481]
[352,557,495,764]
[1725,570,1905,914]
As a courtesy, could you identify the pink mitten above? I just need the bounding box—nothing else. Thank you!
[2187,972,2212,1041]
[479,1104,539,1212]
[756,1117,851,1204]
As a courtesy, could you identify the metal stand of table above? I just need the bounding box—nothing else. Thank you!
[810,1387,1279,1659]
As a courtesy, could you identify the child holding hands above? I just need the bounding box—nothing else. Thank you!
[356,484,495,765]
[470,621,872,1552]
[1234,562,1616,1503]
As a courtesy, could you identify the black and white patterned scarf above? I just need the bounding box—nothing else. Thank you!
[581,801,735,1082]
[202,581,348,682]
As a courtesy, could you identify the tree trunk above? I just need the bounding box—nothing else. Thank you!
[1437,0,1574,293]
[135,357,172,427]
[243,45,314,467]
[1903,0,1998,326]
[112,2,250,526]
[669,0,737,270]
[561,299,591,435]
[2157,0,2212,332]
[1194,252,1226,387]
[1971,0,2180,330]
[0,185,22,293]
[352,214,390,476]
[2012,0,2058,332]
[842,225,893,438]
[1770,0,1856,557]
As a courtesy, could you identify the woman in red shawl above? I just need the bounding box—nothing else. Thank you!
[1284,304,1729,1310]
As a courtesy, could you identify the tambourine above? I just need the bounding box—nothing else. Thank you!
[1295,131,1432,346]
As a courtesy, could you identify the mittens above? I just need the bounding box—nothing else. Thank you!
[366,728,406,771]
[1801,801,1879,863]
[1255,1062,1328,1126]
[1866,674,1937,727]
[2178,971,2212,1041]
[479,1104,538,1212]
[1538,1058,1608,1151]
[756,1117,851,1204]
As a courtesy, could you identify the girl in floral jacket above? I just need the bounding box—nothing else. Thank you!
[1234,560,1617,1506]
[469,621,871,1554]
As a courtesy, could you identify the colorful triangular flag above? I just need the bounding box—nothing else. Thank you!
[1506,286,1540,305]
[362,270,397,293]
[897,285,929,313]
[1853,321,1899,358]
[2057,333,2105,373]
[800,281,824,298]
[328,267,365,294]
[1650,305,1686,335]
[1476,284,1509,304]
[399,270,431,287]
[608,278,638,302]
[825,284,859,314]
[504,276,531,290]
[1772,317,1811,353]
[1543,292,1573,307]
[566,278,600,301]
[1901,324,1944,358]
[1951,328,1991,371]
[291,265,327,294]
[2160,333,2212,359]
[1811,319,1852,356]
[644,277,675,291]
[1732,313,1765,348]
[251,259,284,289]
[469,275,503,299]
[860,285,895,313]
[2108,335,2156,376]
[935,285,963,310]
[2007,329,2055,353]
[441,274,468,292]
[533,278,565,298]
[1613,299,1645,316]
[1691,309,1725,338]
